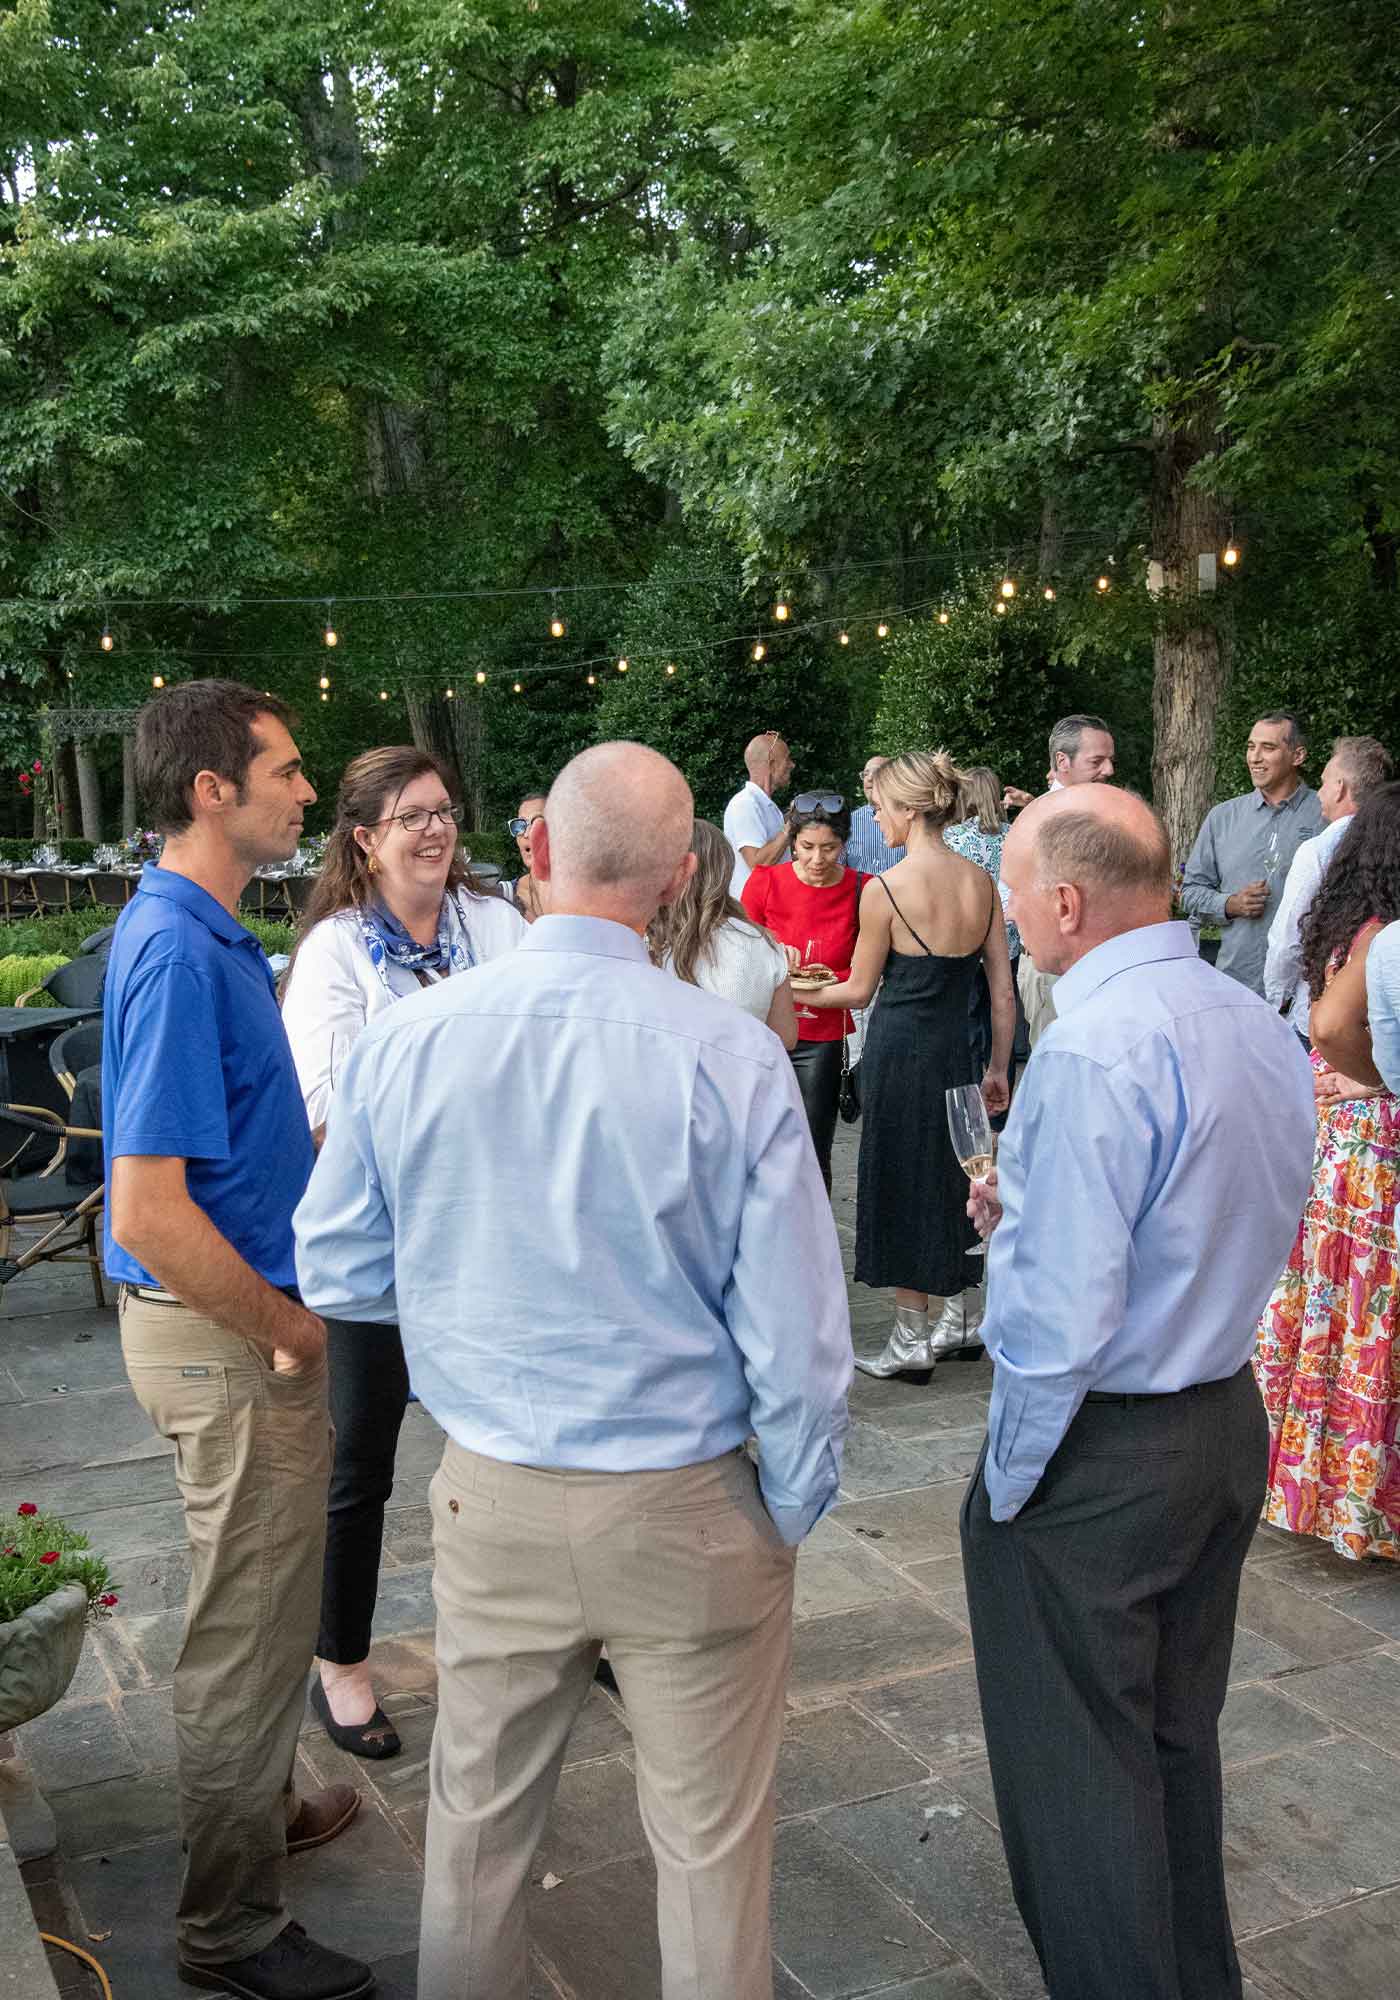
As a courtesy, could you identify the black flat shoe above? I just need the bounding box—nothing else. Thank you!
[309,1676,401,1761]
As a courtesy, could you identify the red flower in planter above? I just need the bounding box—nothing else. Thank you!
[98,1593,118,1607]
[17,1502,37,1516]
[38,1551,60,1564]
[32,760,42,773]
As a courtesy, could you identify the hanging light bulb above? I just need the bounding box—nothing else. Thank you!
[617,656,629,673]
[994,600,1007,616]
[1096,575,1111,593]
[99,626,114,653]
[445,687,455,699]
[513,680,523,694]
[323,603,338,647]
[665,661,676,676]
[586,673,597,686]
[475,670,487,685]
[379,690,388,701]
[549,597,566,639]
[1000,577,1016,599]
[838,629,850,646]
[319,674,330,690]
[1043,586,1056,601]
[151,674,164,689]
[876,621,890,639]
[752,641,766,662]
[320,690,329,702]
[938,610,950,625]
[774,598,790,622]
[1222,538,1240,568]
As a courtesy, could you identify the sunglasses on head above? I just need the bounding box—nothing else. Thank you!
[792,791,844,814]
[507,813,544,838]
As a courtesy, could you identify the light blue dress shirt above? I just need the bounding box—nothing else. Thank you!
[845,804,905,876]
[293,914,853,1543]
[1365,921,1400,1093]
[981,921,1315,1521]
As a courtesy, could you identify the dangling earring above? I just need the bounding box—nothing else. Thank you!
[367,851,380,877]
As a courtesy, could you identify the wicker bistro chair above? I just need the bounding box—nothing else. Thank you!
[27,870,86,916]
[91,871,134,911]
[15,953,107,1015]
[0,871,37,919]
[0,1065,105,1307]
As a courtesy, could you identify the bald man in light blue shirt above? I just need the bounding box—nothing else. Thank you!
[296,741,851,2000]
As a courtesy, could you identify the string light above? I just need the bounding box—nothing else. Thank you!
[445,687,455,699]
[320,690,329,702]
[665,662,676,676]
[379,690,388,700]
[323,603,338,647]
[1222,538,1240,567]
[549,596,566,639]
[838,630,850,646]
[99,626,114,653]
[876,621,889,639]
[151,674,164,688]
[994,601,1007,616]
[1043,586,1056,601]
[475,670,487,685]
[1000,578,1016,599]
[752,641,766,661]
[617,656,629,673]
[774,598,790,622]
[319,674,330,690]
[937,610,950,625]
[1096,575,1111,593]
[513,680,522,693]
[586,673,597,686]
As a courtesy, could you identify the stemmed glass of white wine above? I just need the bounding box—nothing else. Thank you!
[946,1084,995,1258]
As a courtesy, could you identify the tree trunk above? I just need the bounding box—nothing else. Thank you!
[450,691,486,832]
[1038,492,1063,574]
[56,740,80,843]
[403,686,463,790]
[31,785,46,841]
[1148,398,1233,868]
[74,741,103,841]
[121,735,138,835]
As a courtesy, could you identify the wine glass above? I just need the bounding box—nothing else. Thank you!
[1261,825,1283,885]
[795,937,820,1021]
[946,1084,995,1258]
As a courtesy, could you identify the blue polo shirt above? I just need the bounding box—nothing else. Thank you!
[102,866,315,1288]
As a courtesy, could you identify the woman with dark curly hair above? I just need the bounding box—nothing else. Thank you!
[1254,780,1400,1561]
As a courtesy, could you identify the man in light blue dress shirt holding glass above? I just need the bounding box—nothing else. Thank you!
[962,783,1314,2000]
[295,741,852,2000]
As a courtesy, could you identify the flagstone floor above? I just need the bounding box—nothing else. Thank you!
[4,1125,1400,1998]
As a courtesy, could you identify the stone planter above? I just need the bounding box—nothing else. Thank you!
[0,1584,88,1734]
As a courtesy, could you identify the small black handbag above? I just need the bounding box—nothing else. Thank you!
[838,1035,862,1123]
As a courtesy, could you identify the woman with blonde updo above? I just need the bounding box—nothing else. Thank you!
[804,750,1015,1378]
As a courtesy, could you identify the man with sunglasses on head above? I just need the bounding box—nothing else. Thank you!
[724,730,795,897]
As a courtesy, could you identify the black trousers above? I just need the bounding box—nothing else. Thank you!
[789,1038,843,1191]
[317,1317,411,1665]
[960,1363,1266,2000]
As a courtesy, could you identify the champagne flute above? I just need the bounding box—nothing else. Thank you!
[946,1084,995,1258]
[795,937,819,1021]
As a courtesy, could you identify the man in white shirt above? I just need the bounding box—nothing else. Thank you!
[723,730,794,896]
[1264,734,1392,1037]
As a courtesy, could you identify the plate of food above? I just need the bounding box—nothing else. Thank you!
[790,963,838,992]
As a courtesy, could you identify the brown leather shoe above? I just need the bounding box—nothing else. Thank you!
[285,1784,359,1855]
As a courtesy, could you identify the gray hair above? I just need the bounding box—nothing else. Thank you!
[1034,800,1172,900]
[1332,734,1393,802]
[1253,710,1305,750]
[544,741,693,903]
[1048,713,1112,768]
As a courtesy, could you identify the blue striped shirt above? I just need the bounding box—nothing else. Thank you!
[845,805,905,876]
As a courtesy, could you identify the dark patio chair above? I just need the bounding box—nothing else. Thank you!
[239,880,267,919]
[91,872,133,910]
[28,870,79,915]
[50,1021,103,1102]
[78,924,119,955]
[283,874,315,915]
[16,953,107,1015]
[0,872,36,919]
[0,1068,105,1307]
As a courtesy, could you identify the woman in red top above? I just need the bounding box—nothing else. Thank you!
[742,796,864,1189]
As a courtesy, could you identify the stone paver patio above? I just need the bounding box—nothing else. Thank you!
[4,1123,1400,1998]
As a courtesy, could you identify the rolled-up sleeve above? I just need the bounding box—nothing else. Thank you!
[723,1061,853,1542]
[293,1036,398,1324]
[982,1053,1153,1520]
[1181,808,1229,927]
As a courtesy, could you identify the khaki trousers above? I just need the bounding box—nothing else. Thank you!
[119,1291,332,1965]
[1017,950,1059,1050]
[420,1443,797,2000]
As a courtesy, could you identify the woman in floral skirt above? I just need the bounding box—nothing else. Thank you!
[1254,783,1400,1561]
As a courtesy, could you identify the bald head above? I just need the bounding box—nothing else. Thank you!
[536,741,696,928]
[1002,785,1172,976]
[743,732,793,792]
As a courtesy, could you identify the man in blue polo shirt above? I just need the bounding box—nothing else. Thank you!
[104,680,372,2000]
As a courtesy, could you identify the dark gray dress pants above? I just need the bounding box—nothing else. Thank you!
[960,1363,1266,2000]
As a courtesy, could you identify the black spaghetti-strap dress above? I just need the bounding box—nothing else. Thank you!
[854,879,989,1297]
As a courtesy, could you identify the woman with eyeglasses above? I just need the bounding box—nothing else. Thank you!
[281,746,524,1758]
[741,792,865,1189]
[507,793,548,921]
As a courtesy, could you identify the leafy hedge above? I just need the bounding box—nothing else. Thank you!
[0,908,294,959]
[0,954,69,1005]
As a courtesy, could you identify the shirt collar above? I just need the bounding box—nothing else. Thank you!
[1252,782,1313,813]
[136,865,262,948]
[518,914,651,964]
[1052,920,1197,1017]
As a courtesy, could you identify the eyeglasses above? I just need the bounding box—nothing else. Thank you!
[792,791,845,813]
[374,803,465,834]
[507,813,545,838]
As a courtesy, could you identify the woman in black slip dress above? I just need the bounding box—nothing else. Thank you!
[803,750,1015,1380]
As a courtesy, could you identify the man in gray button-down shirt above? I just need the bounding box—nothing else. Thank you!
[1181,712,1325,993]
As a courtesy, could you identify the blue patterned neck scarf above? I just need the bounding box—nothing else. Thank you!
[355,891,477,999]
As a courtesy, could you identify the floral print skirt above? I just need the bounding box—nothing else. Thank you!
[1254,1087,1400,1560]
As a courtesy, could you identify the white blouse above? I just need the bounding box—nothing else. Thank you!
[281,891,525,1128]
[670,919,789,1023]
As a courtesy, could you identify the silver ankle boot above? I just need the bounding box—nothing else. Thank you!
[854,1304,935,1382]
[927,1286,985,1360]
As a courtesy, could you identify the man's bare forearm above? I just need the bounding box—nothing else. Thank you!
[112,1176,324,1363]
[752,823,790,870]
